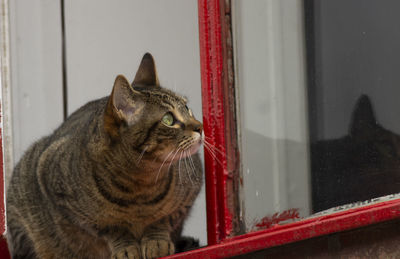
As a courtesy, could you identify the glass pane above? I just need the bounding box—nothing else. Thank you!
[233,0,311,232]
[307,0,400,213]
[233,0,400,233]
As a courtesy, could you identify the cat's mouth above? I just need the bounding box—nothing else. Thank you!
[164,133,203,163]
[181,132,203,158]
[182,139,202,157]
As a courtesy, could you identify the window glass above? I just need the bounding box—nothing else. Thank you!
[233,0,311,232]
[233,0,400,233]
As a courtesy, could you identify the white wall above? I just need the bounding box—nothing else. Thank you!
[9,0,206,245]
[64,1,203,118]
[9,0,64,164]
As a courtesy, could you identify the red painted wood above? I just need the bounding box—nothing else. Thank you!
[164,198,400,258]
[198,0,233,245]
[0,94,9,258]
[0,237,10,259]
[0,126,4,236]
[254,208,301,231]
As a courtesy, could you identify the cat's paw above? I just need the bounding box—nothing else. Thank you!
[112,243,141,259]
[141,238,175,259]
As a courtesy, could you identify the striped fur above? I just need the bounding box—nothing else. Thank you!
[6,53,203,259]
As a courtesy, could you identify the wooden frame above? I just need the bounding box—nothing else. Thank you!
[163,0,400,257]
[198,0,241,245]
[165,198,400,258]
[0,0,9,241]
[0,0,9,256]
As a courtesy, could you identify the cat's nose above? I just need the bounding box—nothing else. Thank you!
[193,123,203,135]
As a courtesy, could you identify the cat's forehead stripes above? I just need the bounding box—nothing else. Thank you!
[135,86,188,110]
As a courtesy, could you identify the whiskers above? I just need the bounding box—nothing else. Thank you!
[154,146,200,186]
[136,146,148,165]
[183,150,194,185]
[153,135,228,186]
[203,136,227,168]
[155,148,180,183]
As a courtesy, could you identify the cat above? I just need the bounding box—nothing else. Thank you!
[6,53,203,259]
[311,95,400,212]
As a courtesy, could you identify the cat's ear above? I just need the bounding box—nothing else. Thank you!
[350,94,378,138]
[105,75,144,138]
[132,53,160,87]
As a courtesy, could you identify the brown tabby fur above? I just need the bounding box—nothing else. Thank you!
[6,53,203,259]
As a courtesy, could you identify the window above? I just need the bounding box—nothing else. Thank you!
[167,0,400,257]
[2,0,400,258]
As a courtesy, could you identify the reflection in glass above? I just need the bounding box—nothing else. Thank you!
[311,95,400,212]
[234,0,400,233]
[306,0,400,213]
[233,0,311,232]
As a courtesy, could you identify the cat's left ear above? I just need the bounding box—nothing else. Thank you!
[105,75,144,138]
[132,52,160,87]
[350,94,378,138]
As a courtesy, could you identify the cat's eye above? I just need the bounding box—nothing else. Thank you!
[161,113,175,126]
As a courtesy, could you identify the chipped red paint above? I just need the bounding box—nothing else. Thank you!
[198,0,233,245]
[255,209,301,231]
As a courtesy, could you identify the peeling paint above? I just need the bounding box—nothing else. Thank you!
[254,209,301,231]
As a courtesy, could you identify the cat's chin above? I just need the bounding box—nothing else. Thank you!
[183,141,202,158]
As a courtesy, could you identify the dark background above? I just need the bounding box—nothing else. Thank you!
[305,0,400,141]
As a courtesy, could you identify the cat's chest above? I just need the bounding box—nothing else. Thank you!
[132,180,190,218]
[91,160,202,231]
[99,178,190,220]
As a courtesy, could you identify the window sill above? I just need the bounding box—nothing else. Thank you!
[163,197,400,258]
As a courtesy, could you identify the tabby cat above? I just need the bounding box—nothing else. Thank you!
[312,95,400,212]
[6,53,203,259]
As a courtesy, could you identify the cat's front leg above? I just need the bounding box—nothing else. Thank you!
[111,242,141,259]
[105,231,141,259]
[141,220,175,259]
[141,237,174,259]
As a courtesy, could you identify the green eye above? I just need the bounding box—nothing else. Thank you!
[162,113,174,126]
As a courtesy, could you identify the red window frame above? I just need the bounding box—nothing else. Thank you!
[197,0,237,245]
[164,0,400,257]
[0,84,9,258]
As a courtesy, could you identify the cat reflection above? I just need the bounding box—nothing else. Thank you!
[312,95,400,212]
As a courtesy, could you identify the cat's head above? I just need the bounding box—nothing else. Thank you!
[349,94,400,163]
[104,53,203,165]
